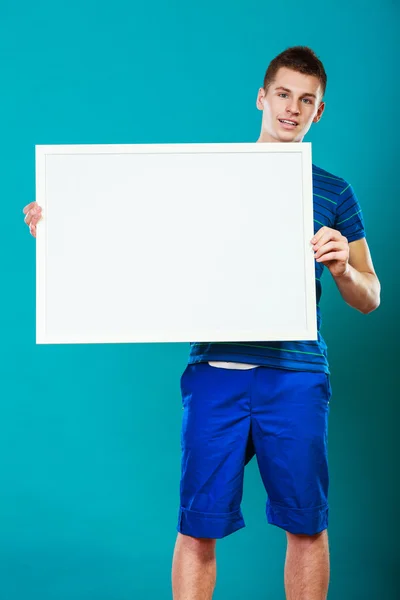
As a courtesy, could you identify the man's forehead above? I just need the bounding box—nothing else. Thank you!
[273,67,322,95]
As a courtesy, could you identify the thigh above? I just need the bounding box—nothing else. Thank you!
[251,368,331,510]
[180,363,252,514]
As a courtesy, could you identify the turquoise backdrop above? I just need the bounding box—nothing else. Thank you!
[1,1,398,598]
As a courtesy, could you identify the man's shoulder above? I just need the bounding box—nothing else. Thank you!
[312,163,351,196]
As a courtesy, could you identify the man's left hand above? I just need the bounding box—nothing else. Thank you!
[311,226,350,278]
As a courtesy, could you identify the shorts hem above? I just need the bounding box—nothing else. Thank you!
[177,506,245,539]
[266,500,329,535]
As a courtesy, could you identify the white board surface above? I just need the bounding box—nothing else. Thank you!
[35,142,317,344]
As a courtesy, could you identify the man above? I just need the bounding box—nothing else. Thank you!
[24,47,380,600]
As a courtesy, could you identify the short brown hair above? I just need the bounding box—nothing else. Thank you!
[263,46,327,97]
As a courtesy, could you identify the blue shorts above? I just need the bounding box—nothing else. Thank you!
[177,363,332,538]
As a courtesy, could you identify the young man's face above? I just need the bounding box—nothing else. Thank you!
[256,67,325,143]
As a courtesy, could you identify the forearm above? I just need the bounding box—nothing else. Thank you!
[333,265,381,314]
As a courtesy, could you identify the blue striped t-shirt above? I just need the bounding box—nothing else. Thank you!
[188,164,366,374]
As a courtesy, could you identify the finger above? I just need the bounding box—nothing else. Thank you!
[33,212,43,228]
[311,226,338,245]
[23,202,38,215]
[24,207,42,226]
[316,251,347,263]
[30,216,42,228]
[311,227,326,245]
[29,223,37,238]
[24,211,35,226]
[314,241,347,260]
[313,229,342,250]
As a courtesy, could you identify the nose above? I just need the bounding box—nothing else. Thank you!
[286,100,300,116]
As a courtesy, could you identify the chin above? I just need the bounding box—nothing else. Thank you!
[275,132,297,143]
[260,126,302,143]
[277,129,303,143]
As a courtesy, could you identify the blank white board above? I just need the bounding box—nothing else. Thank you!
[35,142,316,344]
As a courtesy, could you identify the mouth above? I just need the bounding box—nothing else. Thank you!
[278,118,298,130]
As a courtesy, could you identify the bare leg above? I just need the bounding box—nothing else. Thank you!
[284,530,330,600]
[172,533,217,600]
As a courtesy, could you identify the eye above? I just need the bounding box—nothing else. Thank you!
[278,93,289,98]
[302,98,313,104]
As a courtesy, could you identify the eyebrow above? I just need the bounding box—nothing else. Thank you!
[275,86,317,99]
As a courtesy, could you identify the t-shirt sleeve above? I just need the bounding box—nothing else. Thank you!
[334,182,366,242]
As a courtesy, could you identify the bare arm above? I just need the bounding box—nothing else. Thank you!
[312,228,380,315]
[332,238,380,314]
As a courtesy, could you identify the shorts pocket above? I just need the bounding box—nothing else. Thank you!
[180,364,191,388]
[325,374,332,402]
[180,364,192,409]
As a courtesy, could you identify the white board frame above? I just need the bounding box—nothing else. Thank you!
[35,142,316,344]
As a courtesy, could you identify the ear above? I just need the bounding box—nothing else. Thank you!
[256,87,266,111]
[313,101,326,123]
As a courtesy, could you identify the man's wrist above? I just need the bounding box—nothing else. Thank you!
[332,262,352,281]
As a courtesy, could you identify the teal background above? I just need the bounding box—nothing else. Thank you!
[1,0,398,598]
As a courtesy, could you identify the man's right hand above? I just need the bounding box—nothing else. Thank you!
[23,202,42,238]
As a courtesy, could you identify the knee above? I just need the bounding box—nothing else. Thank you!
[177,532,216,558]
[286,529,327,547]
